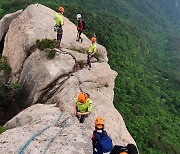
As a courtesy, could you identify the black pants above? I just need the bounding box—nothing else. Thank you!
[56,26,63,47]
[77,30,82,39]
[87,54,91,68]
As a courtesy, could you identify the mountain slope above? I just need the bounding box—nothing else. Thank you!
[0,0,180,153]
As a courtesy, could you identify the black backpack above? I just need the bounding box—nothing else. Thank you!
[82,20,87,30]
[110,144,138,154]
[110,145,128,154]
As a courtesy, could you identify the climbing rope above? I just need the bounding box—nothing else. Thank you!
[18,113,63,154]
[42,114,74,154]
[42,128,64,154]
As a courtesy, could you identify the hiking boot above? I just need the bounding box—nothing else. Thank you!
[79,116,85,123]
[80,38,83,43]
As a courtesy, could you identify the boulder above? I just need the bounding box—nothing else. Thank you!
[2,4,107,75]
[0,10,22,41]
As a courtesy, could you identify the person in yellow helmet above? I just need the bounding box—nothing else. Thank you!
[86,37,97,70]
[74,92,92,123]
[92,117,113,154]
[54,7,64,48]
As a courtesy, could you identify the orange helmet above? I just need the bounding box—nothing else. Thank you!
[95,117,105,129]
[91,37,96,43]
[78,93,87,103]
[120,152,128,154]
[58,7,64,12]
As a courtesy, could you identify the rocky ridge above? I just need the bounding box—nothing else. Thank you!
[0,4,136,154]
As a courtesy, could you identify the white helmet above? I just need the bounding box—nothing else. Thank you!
[77,14,82,19]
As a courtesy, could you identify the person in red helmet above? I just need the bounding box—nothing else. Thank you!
[54,7,64,48]
[74,92,92,123]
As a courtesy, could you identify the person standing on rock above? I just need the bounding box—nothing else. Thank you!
[76,14,86,43]
[74,92,92,123]
[54,7,64,48]
[87,37,97,70]
[92,117,113,154]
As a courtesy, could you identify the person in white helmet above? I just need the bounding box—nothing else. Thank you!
[76,14,86,43]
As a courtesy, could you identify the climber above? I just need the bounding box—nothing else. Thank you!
[54,6,64,48]
[92,117,113,154]
[74,92,92,123]
[76,14,86,43]
[110,144,138,154]
[86,37,97,70]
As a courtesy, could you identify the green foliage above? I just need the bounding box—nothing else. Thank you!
[9,83,22,90]
[36,38,57,51]
[46,49,56,59]
[0,126,6,134]
[0,56,11,75]
[36,39,57,59]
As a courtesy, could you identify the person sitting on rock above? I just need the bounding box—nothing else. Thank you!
[54,6,64,48]
[74,92,92,123]
[92,117,113,154]
[110,144,138,154]
[86,37,97,70]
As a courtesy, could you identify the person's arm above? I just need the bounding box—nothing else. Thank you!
[90,46,96,56]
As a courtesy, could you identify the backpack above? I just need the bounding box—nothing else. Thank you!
[127,144,138,154]
[94,130,113,153]
[82,20,87,30]
[110,145,128,154]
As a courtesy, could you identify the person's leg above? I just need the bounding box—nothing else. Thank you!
[79,31,83,43]
[57,33,62,48]
[79,115,85,123]
[87,54,91,70]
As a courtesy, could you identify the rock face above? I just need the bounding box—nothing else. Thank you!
[2,4,107,75]
[0,4,137,154]
[0,10,23,41]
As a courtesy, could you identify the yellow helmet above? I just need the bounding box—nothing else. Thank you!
[95,117,105,129]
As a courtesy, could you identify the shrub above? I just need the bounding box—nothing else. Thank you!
[0,56,11,75]
[36,39,57,59]
[46,49,56,59]
[0,126,6,134]
[9,83,22,90]
[36,38,57,50]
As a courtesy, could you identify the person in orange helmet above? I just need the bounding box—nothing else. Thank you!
[54,7,64,48]
[92,117,113,154]
[74,92,92,123]
[86,37,97,70]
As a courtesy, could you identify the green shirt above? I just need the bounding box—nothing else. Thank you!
[75,98,93,113]
[88,43,96,54]
[54,13,63,26]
